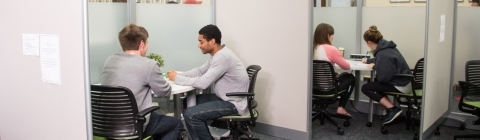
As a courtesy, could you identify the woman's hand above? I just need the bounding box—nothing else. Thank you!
[166,70,177,81]
[368,64,375,69]
[362,58,368,64]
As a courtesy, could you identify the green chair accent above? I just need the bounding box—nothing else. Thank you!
[379,58,425,140]
[219,65,261,140]
[454,60,480,140]
[311,60,351,136]
[91,85,159,140]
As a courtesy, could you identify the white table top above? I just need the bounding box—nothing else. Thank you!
[335,59,372,71]
[94,80,195,95]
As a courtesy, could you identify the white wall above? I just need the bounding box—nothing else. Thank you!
[0,0,89,140]
[452,7,480,87]
[422,0,455,134]
[216,0,310,136]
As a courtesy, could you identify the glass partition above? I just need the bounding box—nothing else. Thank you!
[451,7,480,114]
[88,2,128,84]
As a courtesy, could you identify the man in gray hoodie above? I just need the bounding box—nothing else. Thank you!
[167,25,249,140]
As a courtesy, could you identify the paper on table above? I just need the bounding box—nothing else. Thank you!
[40,34,61,85]
[355,63,368,66]
[22,34,40,56]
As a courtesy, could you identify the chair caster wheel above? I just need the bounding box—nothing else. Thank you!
[414,134,419,140]
[337,129,344,135]
[434,128,440,135]
[459,123,465,130]
[366,122,372,127]
[381,127,388,134]
[344,121,350,127]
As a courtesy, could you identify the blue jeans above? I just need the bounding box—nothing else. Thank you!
[143,112,184,140]
[183,94,238,140]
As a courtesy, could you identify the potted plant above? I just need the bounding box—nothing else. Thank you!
[146,53,165,67]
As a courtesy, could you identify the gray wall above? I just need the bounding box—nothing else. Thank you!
[0,0,89,139]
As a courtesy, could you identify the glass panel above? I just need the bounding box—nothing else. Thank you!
[136,4,212,72]
[88,2,128,84]
[451,7,480,113]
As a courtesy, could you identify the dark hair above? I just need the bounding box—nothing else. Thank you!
[363,25,383,44]
[198,24,222,44]
[118,24,149,51]
[313,23,334,50]
[473,0,479,3]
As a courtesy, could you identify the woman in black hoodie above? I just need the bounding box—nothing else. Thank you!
[361,25,412,124]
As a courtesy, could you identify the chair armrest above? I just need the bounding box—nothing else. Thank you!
[138,106,160,117]
[394,74,415,79]
[459,81,477,87]
[226,92,255,97]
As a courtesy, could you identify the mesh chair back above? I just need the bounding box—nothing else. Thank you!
[91,85,140,138]
[465,60,480,96]
[312,60,338,98]
[412,58,425,90]
[247,65,262,93]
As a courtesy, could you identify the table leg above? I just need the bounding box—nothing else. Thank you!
[173,94,181,119]
[354,70,360,102]
[186,90,197,107]
[368,70,375,125]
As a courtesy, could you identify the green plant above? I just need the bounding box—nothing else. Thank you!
[146,53,164,67]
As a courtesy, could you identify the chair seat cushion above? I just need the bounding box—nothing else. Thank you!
[313,90,346,98]
[385,89,423,97]
[464,101,480,108]
[217,109,258,121]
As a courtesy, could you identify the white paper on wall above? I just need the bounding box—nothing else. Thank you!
[40,34,61,85]
[22,34,40,56]
[440,15,446,42]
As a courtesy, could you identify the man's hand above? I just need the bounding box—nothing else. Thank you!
[368,64,375,69]
[362,58,368,64]
[166,70,177,81]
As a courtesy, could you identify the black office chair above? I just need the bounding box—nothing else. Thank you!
[91,85,159,140]
[311,60,351,135]
[454,60,480,140]
[380,58,433,140]
[219,65,262,140]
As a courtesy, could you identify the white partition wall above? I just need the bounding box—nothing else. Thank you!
[0,0,89,140]
[88,3,127,84]
[313,7,357,57]
[136,4,212,72]
[216,0,310,139]
[362,7,426,67]
[421,0,455,139]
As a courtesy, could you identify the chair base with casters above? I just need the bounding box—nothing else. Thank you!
[454,116,480,140]
[218,109,259,140]
[312,100,350,135]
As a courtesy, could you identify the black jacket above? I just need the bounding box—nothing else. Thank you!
[368,39,411,86]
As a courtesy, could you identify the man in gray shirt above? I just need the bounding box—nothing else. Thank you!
[167,25,249,140]
[101,24,183,140]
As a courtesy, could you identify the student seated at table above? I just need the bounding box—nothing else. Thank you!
[313,23,355,117]
[101,24,183,140]
[361,25,412,124]
[166,24,250,140]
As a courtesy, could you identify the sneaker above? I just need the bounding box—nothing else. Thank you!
[383,106,402,124]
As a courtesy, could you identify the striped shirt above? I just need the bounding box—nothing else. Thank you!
[174,45,250,116]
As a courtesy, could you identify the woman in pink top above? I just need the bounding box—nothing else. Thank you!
[313,23,355,117]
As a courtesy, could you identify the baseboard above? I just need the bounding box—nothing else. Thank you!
[421,112,448,139]
[251,122,308,140]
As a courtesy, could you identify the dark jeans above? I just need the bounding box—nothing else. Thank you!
[143,112,184,140]
[361,81,400,102]
[183,94,238,140]
[337,73,355,107]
